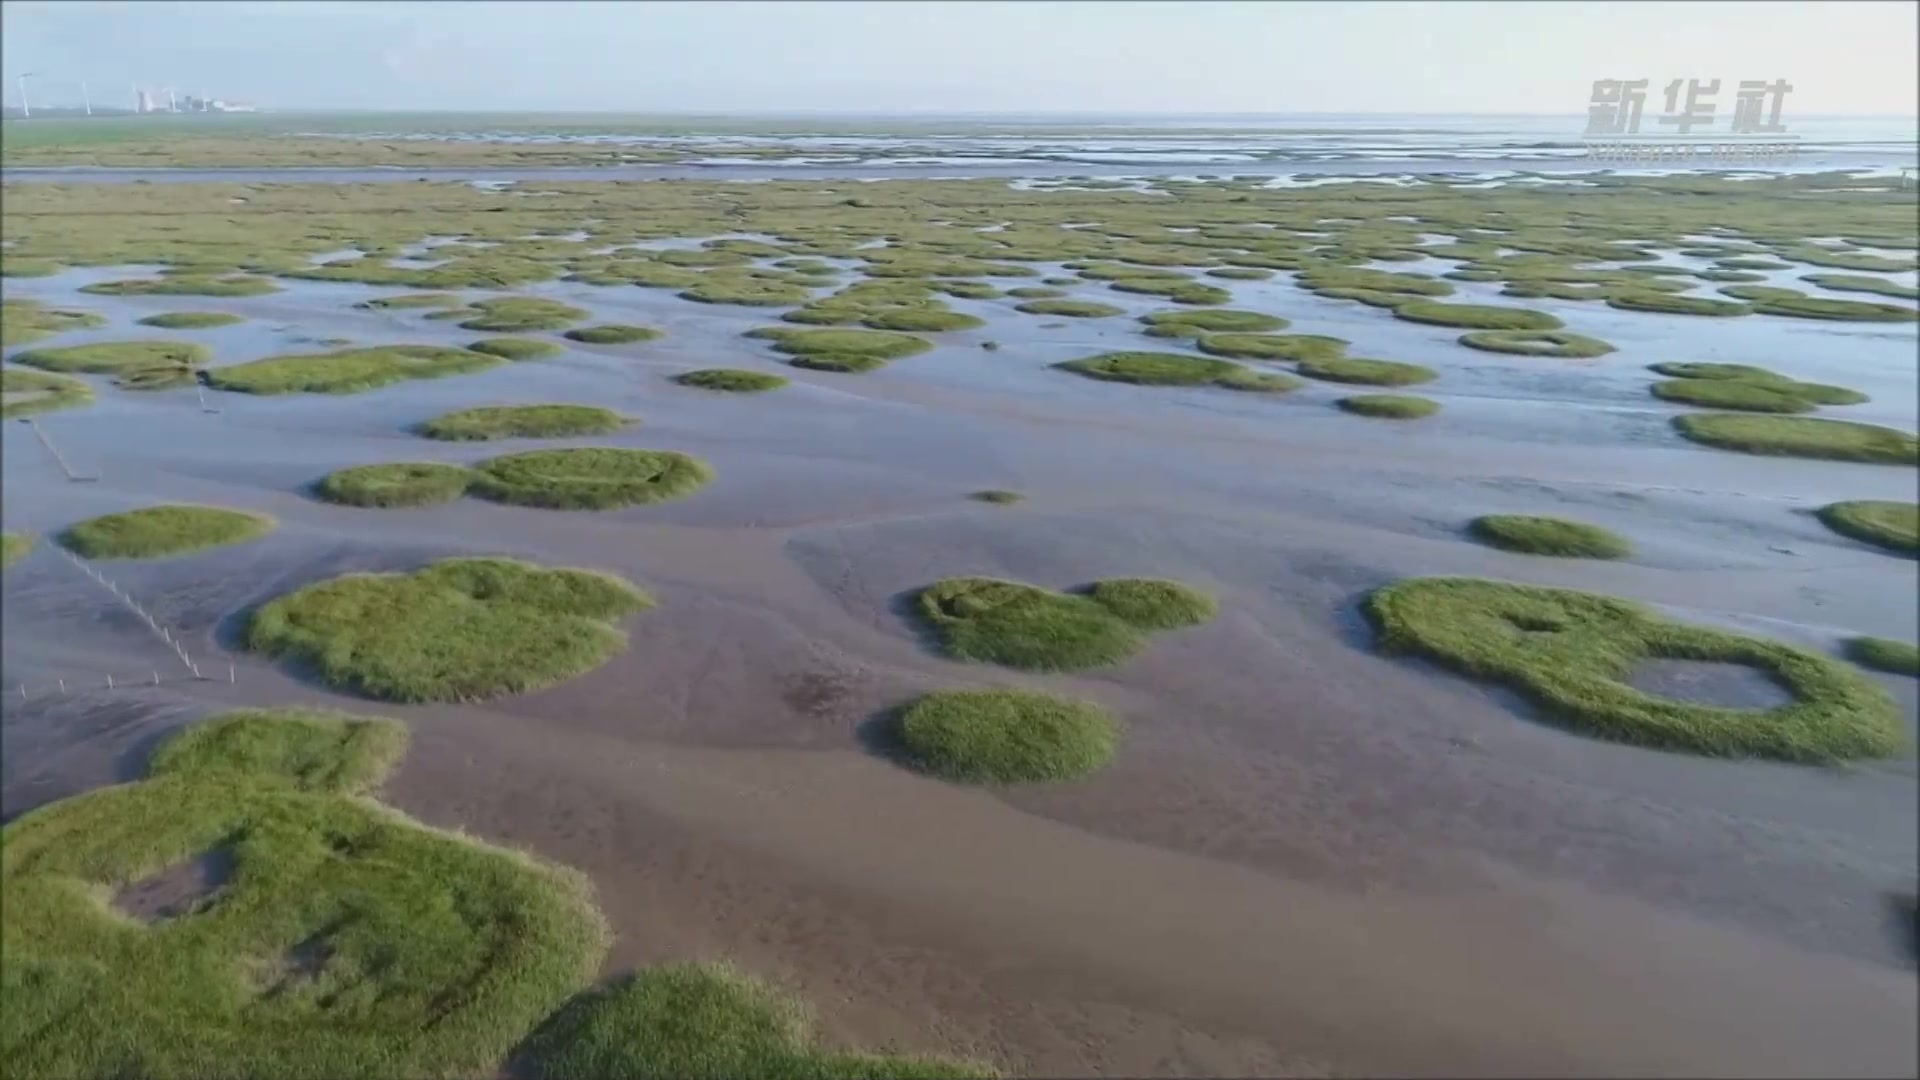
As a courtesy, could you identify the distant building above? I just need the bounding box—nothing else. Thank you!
[135,88,153,114]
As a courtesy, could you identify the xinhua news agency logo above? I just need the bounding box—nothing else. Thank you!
[1584,78,1800,163]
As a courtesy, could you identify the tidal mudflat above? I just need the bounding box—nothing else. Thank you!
[3,163,1917,1078]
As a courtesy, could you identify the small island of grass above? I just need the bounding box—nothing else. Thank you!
[58,504,275,559]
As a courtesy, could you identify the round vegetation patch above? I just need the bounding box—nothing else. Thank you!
[1054,351,1261,390]
[1649,361,1787,382]
[1296,357,1437,387]
[1606,292,1751,317]
[747,327,933,373]
[206,346,499,394]
[59,504,274,559]
[1457,330,1616,358]
[470,448,712,510]
[1816,500,1918,555]
[1672,414,1918,465]
[1007,286,1066,299]
[81,274,280,297]
[1193,333,1347,361]
[1392,302,1564,331]
[672,368,788,392]
[897,689,1120,784]
[519,962,992,1080]
[135,312,243,329]
[2,368,93,419]
[1749,296,1918,322]
[1365,577,1902,761]
[1467,515,1630,559]
[1014,299,1124,318]
[317,463,477,508]
[456,297,588,333]
[1847,637,1920,677]
[469,337,565,361]
[9,340,209,375]
[248,557,652,702]
[562,324,661,345]
[1207,266,1275,280]
[1651,379,1812,413]
[1140,309,1287,335]
[1338,394,1439,420]
[0,708,609,1079]
[417,405,629,442]
[3,531,33,568]
[860,309,985,332]
[914,576,1216,672]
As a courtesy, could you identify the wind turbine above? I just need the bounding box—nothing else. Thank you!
[16,71,38,118]
[80,80,91,116]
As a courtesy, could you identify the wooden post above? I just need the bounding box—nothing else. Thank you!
[229,663,236,684]
[106,674,113,689]
[153,670,161,686]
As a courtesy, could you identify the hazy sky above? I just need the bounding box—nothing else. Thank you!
[3,0,1914,115]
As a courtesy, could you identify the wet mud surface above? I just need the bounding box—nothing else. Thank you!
[4,250,1917,1077]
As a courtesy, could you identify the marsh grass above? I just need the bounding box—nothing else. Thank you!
[1457,330,1615,358]
[519,962,993,1080]
[0,707,610,1078]
[1673,414,1919,465]
[1366,577,1901,761]
[457,297,589,332]
[1013,299,1123,318]
[896,690,1120,785]
[418,405,629,441]
[914,576,1215,672]
[2,368,93,419]
[672,368,789,392]
[1652,379,1818,413]
[1467,515,1630,559]
[1750,295,1919,322]
[860,309,986,332]
[81,274,280,297]
[207,345,499,394]
[9,340,208,376]
[470,448,713,510]
[1338,394,1439,419]
[1296,357,1437,387]
[135,312,243,329]
[1054,351,1264,390]
[1846,637,1920,676]
[465,338,563,362]
[2,299,106,347]
[355,292,463,310]
[563,325,662,345]
[1606,292,1751,317]
[1815,500,1918,555]
[969,489,1024,505]
[2,531,32,568]
[1648,362,1788,382]
[317,462,476,508]
[1802,274,1920,300]
[1393,302,1564,331]
[248,557,653,701]
[58,504,274,559]
[748,327,933,372]
[1194,333,1348,361]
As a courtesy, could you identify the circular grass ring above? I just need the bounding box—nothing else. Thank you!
[672,368,789,392]
[859,309,986,332]
[59,504,275,559]
[1139,309,1288,334]
[248,557,652,702]
[1457,330,1616,358]
[1053,351,1242,387]
[469,337,565,361]
[1338,394,1439,420]
[1296,357,1437,387]
[316,463,476,508]
[470,448,712,510]
[747,327,933,371]
[1815,500,1918,555]
[897,689,1120,784]
[562,324,661,345]
[1648,362,1789,382]
[1651,379,1816,414]
[417,405,629,442]
[1365,577,1902,761]
[914,576,1214,672]
[1392,302,1563,331]
[1672,414,1919,465]
[1194,333,1348,361]
[1467,515,1630,559]
[136,312,244,329]
[1605,292,1751,317]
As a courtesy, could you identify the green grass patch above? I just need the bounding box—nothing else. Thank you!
[2,531,32,568]
[1802,274,1920,300]
[672,368,788,392]
[1296,357,1437,387]
[677,279,813,307]
[316,463,477,508]
[519,962,992,1080]
[1013,299,1124,318]
[1605,292,1752,317]
[1365,577,1901,761]
[248,557,652,702]
[1749,295,1919,322]
[418,405,629,441]
[913,576,1215,672]
[457,296,589,332]
[1815,500,1918,555]
[1652,378,1818,413]
[969,489,1024,505]
[470,448,712,510]
[206,345,498,394]
[1140,309,1288,334]
[1392,302,1564,330]
[469,337,565,361]
[1337,394,1439,419]
[355,292,463,310]
[58,504,274,559]
[860,309,985,332]
[1108,279,1231,305]
[9,340,209,377]
[1672,414,1919,465]
[1054,351,1269,390]
[2,368,93,419]
[1193,333,1347,361]
[1297,267,1454,297]
[1648,362,1789,382]
[1846,637,1920,676]
[1206,266,1274,280]
[1467,515,1630,559]
[1006,287,1065,299]
[747,327,933,372]
[562,325,661,345]
[135,312,243,329]
[1,299,106,347]
[81,275,281,297]
[1,706,609,1078]
[896,689,1119,785]
[1457,330,1616,358]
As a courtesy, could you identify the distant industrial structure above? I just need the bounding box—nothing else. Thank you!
[5,75,260,118]
[131,86,257,114]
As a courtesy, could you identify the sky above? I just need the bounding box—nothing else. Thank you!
[2,0,1914,116]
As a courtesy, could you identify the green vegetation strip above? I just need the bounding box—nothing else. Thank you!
[1366,577,1901,761]
[672,368,788,392]
[456,296,588,332]
[1457,330,1615,358]
[1139,309,1288,336]
[1193,333,1347,361]
[470,337,565,360]
[521,962,992,1080]
[0,708,609,1079]
[248,557,652,702]
[747,327,932,373]
[1393,302,1563,331]
[896,689,1119,784]
[418,405,629,441]
[2,299,105,347]
[10,340,208,378]
[1054,351,1293,392]
[136,312,243,329]
[1815,500,1918,555]
[1846,637,1920,676]
[563,324,661,345]
[1338,394,1438,419]
[1467,515,1630,559]
[206,345,498,394]
[914,576,1215,672]
[2,532,31,568]
[470,448,712,510]
[2,369,93,419]
[1672,414,1919,465]
[317,462,476,508]
[1014,299,1124,318]
[1295,357,1436,387]
[81,274,280,297]
[59,504,274,559]
[969,489,1024,504]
